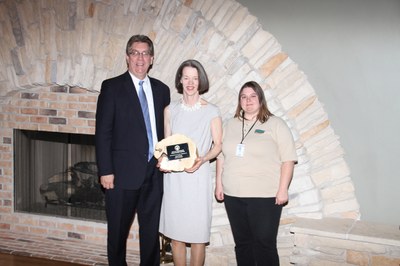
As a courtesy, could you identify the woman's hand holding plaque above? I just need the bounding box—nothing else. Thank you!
[154,134,197,172]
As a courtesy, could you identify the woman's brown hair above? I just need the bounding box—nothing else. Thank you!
[234,81,273,123]
[175,59,209,95]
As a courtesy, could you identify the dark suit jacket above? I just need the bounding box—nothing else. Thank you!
[95,71,170,189]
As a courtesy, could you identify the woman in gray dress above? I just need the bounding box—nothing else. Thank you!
[159,59,222,266]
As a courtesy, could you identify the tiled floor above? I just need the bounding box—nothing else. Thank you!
[0,230,139,265]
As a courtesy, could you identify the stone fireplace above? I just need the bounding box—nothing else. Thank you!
[0,0,364,264]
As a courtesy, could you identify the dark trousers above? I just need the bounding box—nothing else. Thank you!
[105,159,162,266]
[224,195,283,266]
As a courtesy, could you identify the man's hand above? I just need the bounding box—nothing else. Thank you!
[100,174,115,189]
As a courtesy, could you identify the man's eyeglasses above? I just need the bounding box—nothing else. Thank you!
[129,50,152,57]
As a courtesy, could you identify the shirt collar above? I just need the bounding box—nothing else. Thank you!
[128,72,149,87]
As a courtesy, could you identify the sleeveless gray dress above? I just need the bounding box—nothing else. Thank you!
[159,100,220,243]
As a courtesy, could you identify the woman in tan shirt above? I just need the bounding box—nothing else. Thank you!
[215,81,297,266]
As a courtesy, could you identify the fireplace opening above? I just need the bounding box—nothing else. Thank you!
[14,129,106,221]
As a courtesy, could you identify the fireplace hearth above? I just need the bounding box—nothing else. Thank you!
[13,129,106,221]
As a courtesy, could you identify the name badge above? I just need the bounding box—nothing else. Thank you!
[236,143,245,157]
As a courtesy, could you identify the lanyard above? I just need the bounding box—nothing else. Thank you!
[241,117,258,144]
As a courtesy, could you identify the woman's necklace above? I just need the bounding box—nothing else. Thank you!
[180,99,201,111]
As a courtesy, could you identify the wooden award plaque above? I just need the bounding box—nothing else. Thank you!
[154,134,197,172]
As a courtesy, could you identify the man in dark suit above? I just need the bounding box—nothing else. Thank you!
[95,35,170,266]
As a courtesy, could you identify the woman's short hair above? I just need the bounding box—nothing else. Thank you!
[234,81,273,123]
[175,59,209,95]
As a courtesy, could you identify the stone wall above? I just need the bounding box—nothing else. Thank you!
[0,0,361,264]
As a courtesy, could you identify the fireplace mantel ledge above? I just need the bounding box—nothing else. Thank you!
[290,217,400,247]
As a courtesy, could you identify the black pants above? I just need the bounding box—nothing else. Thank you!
[224,195,283,266]
[105,159,163,266]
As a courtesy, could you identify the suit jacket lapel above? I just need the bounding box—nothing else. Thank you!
[123,71,147,131]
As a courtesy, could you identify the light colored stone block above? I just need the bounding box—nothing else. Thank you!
[212,0,239,31]
[288,202,324,216]
[346,250,370,266]
[228,12,257,44]
[241,28,274,59]
[201,0,225,22]
[324,198,359,216]
[170,5,192,33]
[220,4,248,39]
[371,255,400,266]
[321,181,355,200]
[298,188,321,206]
